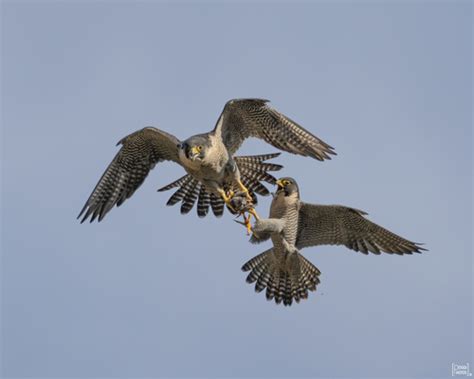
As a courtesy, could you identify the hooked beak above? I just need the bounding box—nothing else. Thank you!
[183,144,201,161]
[276,179,285,189]
[189,146,201,161]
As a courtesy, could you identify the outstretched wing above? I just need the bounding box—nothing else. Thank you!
[296,203,426,254]
[214,98,336,160]
[78,127,181,223]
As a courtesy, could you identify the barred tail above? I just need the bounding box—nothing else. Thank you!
[157,153,283,217]
[235,153,282,197]
[242,249,321,306]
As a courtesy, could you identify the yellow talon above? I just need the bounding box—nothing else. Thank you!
[242,213,252,235]
[239,207,259,235]
[218,188,235,212]
[218,188,230,202]
[237,179,253,202]
[248,207,260,221]
[234,209,258,235]
[222,183,259,235]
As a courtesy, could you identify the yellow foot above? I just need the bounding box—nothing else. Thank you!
[236,207,260,235]
[242,213,252,235]
[237,179,254,203]
[218,188,236,212]
[248,207,260,221]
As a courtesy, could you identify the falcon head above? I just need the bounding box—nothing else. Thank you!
[178,135,212,162]
[276,177,300,198]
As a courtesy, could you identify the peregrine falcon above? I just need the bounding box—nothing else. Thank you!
[78,99,336,228]
[241,177,426,306]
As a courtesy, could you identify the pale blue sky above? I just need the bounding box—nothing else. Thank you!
[1,1,472,378]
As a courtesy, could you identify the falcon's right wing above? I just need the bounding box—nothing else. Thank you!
[78,127,181,223]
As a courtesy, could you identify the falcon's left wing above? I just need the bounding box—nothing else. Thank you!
[214,99,336,160]
[295,203,426,254]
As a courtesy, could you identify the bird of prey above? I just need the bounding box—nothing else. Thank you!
[241,177,426,306]
[78,99,336,228]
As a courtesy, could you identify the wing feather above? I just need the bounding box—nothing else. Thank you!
[296,203,426,255]
[78,127,181,223]
[215,99,336,160]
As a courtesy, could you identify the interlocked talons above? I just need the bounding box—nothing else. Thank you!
[219,182,261,235]
[248,207,260,221]
[240,207,260,235]
[228,180,260,235]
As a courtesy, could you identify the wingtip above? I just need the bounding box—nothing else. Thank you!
[77,207,88,223]
[322,148,338,161]
[264,152,281,159]
[415,243,428,252]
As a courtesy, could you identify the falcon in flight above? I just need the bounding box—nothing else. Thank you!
[78,99,336,228]
[241,177,426,306]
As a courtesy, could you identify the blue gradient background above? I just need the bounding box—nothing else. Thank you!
[1,1,472,378]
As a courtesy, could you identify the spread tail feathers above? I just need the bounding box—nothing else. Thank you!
[241,249,321,306]
[157,153,282,217]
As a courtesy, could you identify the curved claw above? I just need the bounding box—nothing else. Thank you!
[234,219,247,226]
[243,213,252,235]
[237,179,254,203]
[248,207,260,221]
[224,182,259,235]
[218,189,236,212]
[233,208,259,236]
[234,215,253,235]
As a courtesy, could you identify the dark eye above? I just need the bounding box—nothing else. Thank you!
[197,146,203,152]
